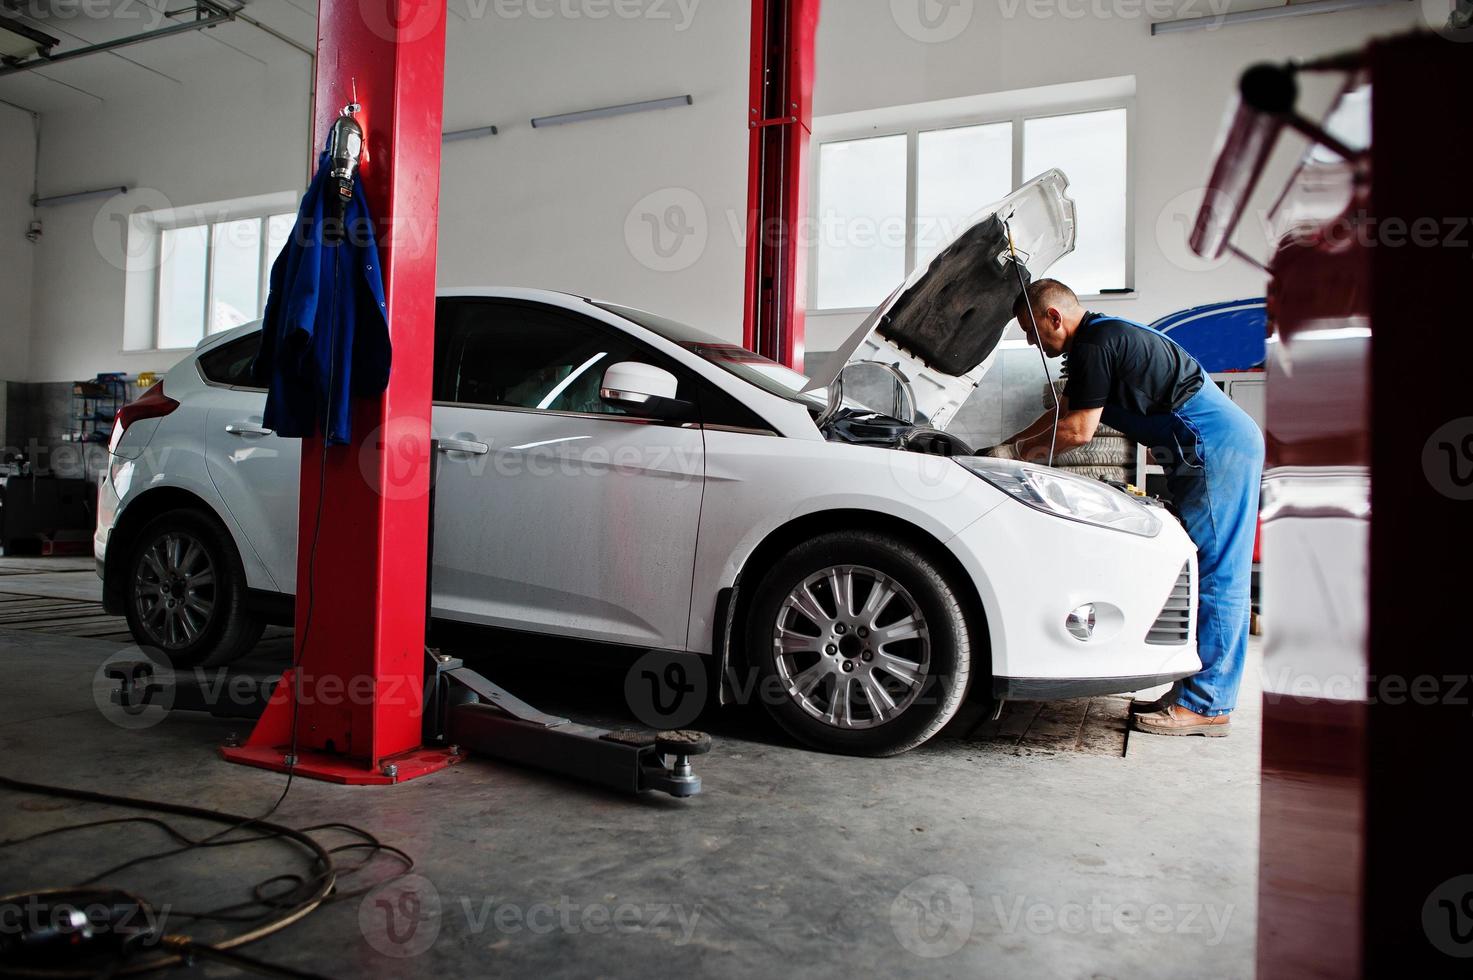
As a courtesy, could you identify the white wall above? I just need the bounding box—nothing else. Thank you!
[804,3,1423,352]
[23,55,311,383]
[15,1,1427,383]
[1,103,37,384]
[437,1,750,340]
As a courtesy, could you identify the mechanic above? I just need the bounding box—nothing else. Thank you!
[999,279,1264,737]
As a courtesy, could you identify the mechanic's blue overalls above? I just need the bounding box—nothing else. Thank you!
[1091,317,1265,716]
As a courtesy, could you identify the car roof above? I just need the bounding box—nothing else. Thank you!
[195,287,599,356]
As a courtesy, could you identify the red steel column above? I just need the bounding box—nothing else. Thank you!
[743,0,820,371]
[1361,34,1473,974]
[222,0,452,784]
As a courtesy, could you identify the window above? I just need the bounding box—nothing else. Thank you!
[155,212,293,349]
[1022,109,1127,293]
[433,300,690,416]
[197,333,263,388]
[813,135,908,310]
[811,102,1130,310]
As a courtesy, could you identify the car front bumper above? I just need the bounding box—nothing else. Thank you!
[946,493,1202,696]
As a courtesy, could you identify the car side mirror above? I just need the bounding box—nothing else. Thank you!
[600,362,694,420]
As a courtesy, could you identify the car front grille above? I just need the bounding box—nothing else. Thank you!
[1146,563,1193,645]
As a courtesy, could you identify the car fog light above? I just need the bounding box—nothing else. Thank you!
[1066,604,1097,641]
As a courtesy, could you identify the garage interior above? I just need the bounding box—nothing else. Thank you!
[0,1,1469,977]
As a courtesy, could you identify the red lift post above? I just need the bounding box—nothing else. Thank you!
[221,0,453,784]
[1194,34,1473,976]
[743,0,820,371]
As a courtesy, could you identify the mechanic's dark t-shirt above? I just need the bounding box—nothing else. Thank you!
[1063,313,1206,417]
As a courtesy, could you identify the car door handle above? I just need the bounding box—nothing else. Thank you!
[436,438,489,456]
[224,423,273,436]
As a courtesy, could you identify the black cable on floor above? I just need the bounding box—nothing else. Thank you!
[0,773,415,979]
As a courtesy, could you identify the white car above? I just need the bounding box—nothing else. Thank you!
[96,172,1198,756]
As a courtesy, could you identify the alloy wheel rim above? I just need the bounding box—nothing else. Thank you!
[772,564,930,730]
[134,531,216,650]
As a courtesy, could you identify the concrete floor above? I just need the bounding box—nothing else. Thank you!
[0,557,1259,978]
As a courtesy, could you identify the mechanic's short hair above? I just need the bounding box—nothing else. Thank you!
[1013,278,1079,322]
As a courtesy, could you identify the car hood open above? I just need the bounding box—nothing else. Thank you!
[805,169,1077,431]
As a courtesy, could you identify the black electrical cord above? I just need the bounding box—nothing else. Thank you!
[263,203,348,818]
[1003,216,1060,468]
[0,775,334,978]
[0,774,416,980]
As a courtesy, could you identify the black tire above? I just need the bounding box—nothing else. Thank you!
[1053,436,1133,467]
[123,508,264,669]
[745,530,973,756]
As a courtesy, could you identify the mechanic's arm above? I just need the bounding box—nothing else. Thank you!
[1001,390,1076,448]
[1015,406,1102,462]
[1002,399,1070,447]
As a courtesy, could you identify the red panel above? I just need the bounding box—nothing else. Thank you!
[1362,35,1473,973]
[222,0,452,784]
[1256,33,1473,976]
[743,0,820,370]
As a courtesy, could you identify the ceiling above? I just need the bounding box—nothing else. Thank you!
[0,0,318,113]
[0,0,1364,117]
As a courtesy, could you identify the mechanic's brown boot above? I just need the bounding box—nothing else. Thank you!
[1128,692,1174,715]
[1132,703,1231,737]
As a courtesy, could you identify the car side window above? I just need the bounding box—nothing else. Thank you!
[434,300,691,417]
[198,333,264,388]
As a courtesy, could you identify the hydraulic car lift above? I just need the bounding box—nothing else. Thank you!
[107,649,710,797]
[98,0,713,798]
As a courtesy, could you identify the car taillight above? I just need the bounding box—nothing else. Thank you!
[109,382,179,453]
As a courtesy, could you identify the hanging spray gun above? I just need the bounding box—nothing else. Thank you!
[324,101,364,244]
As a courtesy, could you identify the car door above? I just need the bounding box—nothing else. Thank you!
[199,332,302,593]
[429,298,706,650]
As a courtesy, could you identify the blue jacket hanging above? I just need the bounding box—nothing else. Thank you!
[251,148,390,446]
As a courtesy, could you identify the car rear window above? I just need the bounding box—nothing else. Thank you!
[198,333,263,387]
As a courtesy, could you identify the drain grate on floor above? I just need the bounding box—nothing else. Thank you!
[946,696,1133,757]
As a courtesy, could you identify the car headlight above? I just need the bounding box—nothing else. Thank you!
[956,457,1162,537]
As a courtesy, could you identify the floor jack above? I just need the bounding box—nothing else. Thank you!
[107,445,711,798]
[108,653,711,798]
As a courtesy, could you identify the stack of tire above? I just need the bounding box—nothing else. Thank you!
[990,380,1135,484]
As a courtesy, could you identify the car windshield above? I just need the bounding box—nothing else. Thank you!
[592,301,829,408]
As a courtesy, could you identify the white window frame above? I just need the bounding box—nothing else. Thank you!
[807,85,1136,317]
[122,190,300,354]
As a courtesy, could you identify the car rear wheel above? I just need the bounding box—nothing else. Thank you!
[746,530,972,756]
[124,509,264,669]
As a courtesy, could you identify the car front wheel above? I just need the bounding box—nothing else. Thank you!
[746,530,973,756]
[124,509,264,668]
